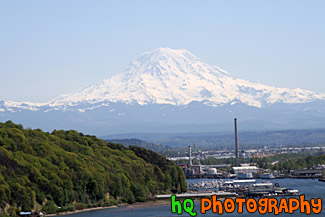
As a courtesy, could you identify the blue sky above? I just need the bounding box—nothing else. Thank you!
[1,0,325,102]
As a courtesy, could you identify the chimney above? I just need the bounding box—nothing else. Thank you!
[189,146,192,166]
[234,118,239,159]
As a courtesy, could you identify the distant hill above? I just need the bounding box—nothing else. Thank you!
[105,138,171,154]
[0,121,187,215]
[104,129,325,149]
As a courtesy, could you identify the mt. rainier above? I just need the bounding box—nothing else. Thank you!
[1,48,325,134]
[52,48,324,108]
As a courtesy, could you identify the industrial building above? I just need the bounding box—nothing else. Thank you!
[292,169,323,177]
[181,145,226,177]
[231,166,259,174]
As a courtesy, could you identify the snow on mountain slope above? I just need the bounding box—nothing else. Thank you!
[49,47,325,108]
[1,47,325,112]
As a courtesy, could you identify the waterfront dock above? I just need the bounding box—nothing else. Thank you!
[155,191,237,199]
[188,179,299,198]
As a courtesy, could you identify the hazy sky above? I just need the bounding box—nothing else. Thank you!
[1,0,325,102]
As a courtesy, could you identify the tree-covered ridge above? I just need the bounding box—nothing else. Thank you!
[0,121,187,215]
[105,138,171,154]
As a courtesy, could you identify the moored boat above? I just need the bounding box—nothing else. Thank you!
[260,173,275,179]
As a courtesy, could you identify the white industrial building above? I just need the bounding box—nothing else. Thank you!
[232,166,259,174]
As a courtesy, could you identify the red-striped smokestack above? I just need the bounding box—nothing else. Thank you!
[234,118,239,159]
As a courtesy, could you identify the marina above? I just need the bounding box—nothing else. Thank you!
[188,179,299,198]
[155,191,237,199]
[57,178,325,217]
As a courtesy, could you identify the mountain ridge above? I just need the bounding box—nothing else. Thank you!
[1,48,325,134]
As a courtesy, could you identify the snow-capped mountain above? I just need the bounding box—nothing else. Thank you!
[1,48,325,135]
[50,48,325,108]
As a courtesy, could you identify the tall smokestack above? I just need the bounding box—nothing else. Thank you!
[234,118,239,159]
[189,146,192,166]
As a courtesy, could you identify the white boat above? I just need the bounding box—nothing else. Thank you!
[260,173,275,179]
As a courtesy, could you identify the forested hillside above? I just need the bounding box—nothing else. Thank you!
[0,121,187,216]
[106,138,171,154]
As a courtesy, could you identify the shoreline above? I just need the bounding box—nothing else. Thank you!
[49,200,171,216]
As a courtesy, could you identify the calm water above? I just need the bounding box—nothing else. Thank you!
[60,179,325,217]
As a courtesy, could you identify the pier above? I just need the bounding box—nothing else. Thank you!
[188,179,299,198]
[155,192,237,199]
